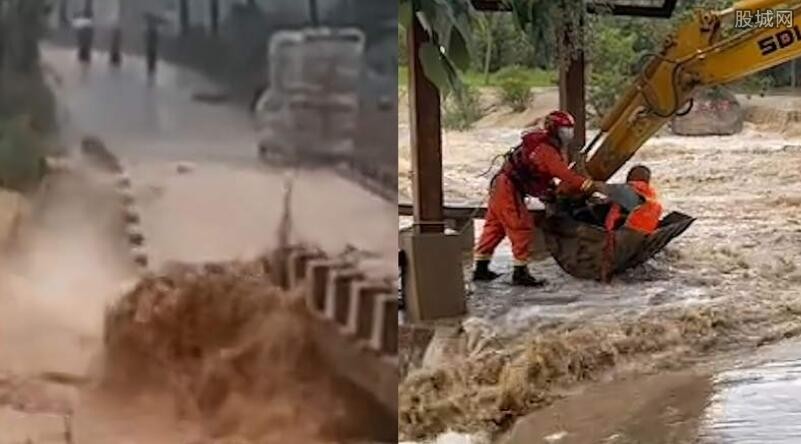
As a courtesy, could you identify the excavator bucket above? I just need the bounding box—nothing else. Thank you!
[541,205,694,280]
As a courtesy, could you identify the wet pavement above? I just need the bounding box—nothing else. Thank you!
[43,45,396,271]
[699,340,801,444]
[44,44,257,164]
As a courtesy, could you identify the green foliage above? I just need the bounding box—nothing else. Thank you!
[706,85,729,101]
[495,66,534,111]
[442,84,482,130]
[471,13,550,73]
[0,116,46,191]
[733,75,775,98]
[402,0,782,120]
[399,0,475,97]
[505,0,584,64]
[493,65,555,85]
[0,0,55,192]
[0,0,55,133]
[0,0,49,74]
[0,71,57,135]
[498,78,531,112]
[587,25,637,117]
[398,65,555,89]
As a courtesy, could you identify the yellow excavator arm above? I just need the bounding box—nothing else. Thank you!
[585,0,801,181]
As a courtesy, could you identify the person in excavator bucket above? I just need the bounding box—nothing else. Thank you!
[600,165,663,235]
[558,165,662,232]
[473,110,603,287]
[556,164,663,281]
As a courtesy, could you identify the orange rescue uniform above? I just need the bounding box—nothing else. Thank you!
[604,180,662,234]
[475,129,593,265]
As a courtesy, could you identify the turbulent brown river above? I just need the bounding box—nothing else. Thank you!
[398,115,801,443]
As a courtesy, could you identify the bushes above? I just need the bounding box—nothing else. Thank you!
[0,70,57,135]
[495,66,534,112]
[442,85,483,131]
[0,116,46,192]
[0,71,54,193]
[0,0,56,192]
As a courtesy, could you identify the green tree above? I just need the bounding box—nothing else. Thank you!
[1,0,48,74]
[474,13,497,85]
[399,0,574,95]
[0,0,54,190]
[442,85,482,130]
[587,25,637,117]
[496,66,534,111]
[472,14,547,73]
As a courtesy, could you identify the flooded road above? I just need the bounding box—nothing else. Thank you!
[44,44,257,164]
[0,46,395,442]
[44,44,396,269]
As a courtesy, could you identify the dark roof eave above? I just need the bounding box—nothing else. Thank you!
[471,0,677,18]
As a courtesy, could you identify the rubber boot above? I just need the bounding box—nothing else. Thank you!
[512,265,547,287]
[473,260,500,282]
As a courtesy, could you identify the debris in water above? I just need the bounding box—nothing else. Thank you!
[176,162,194,175]
[102,258,395,443]
[544,431,568,442]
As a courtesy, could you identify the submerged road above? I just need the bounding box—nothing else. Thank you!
[43,44,396,271]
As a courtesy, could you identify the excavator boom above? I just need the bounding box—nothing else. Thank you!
[585,0,801,180]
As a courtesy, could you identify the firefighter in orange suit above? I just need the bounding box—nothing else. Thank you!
[473,111,602,287]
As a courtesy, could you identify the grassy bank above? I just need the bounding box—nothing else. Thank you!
[397,65,556,90]
[398,65,557,130]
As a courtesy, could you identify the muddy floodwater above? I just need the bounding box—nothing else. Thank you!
[398,112,801,442]
[700,340,801,444]
[0,46,395,442]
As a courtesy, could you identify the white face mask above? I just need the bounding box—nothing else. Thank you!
[557,126,575,147]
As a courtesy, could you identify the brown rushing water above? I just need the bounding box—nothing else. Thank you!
[398,120,801,441]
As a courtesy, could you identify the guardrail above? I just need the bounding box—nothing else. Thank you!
[269,245,398,412]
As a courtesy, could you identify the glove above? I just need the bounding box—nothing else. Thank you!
[592,181,609,196]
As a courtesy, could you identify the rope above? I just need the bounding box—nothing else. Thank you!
[601,228,615,283]
[277,170,297,252]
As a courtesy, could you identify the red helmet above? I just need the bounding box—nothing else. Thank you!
[544,110,575,135]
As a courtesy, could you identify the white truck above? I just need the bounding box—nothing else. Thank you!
[254,27,365,167]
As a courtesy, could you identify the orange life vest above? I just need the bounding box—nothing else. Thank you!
[604,181,662,235]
